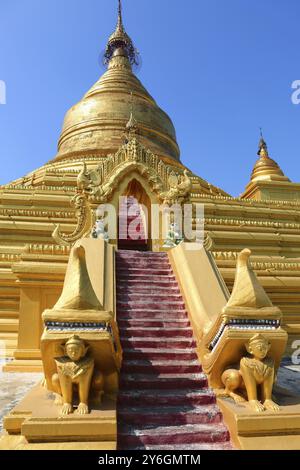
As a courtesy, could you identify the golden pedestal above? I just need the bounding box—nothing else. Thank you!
[218,397,300,450]
[3,384,117,449]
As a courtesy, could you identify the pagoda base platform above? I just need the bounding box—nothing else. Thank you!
[3,359,43,373]
[0,434,116,450]
[3,384,116,448]
[218,396,300,450]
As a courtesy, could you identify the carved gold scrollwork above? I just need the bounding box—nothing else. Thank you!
[52,192,94,246]
[203,233,214,251]
[74,138,192,206]
[160,169,192,206]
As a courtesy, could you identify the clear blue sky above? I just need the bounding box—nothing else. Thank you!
[0,0,299,195]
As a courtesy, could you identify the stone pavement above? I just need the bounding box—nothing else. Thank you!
[0,359,43,433]
[275,357,300,402]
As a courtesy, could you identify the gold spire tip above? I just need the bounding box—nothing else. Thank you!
[257,129,269,158]
[104,0,138,67]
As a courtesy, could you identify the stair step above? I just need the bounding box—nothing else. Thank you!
[0,348,16,358]
[117,268,173,276]
[118,243,148,250]
[117,287,181,295]
[0,300,19,310]
[118,423,230,447]
[133,442,233,450]
[118,319,190,328]
[117,293,183,301]
[120,337,197,349]
[0,318,19,332]
[118,388,216,407]
[0,310,19,319]
[118,405,222,426]
[122,359,201,374]
[117,301,186,311]
[117,260,170,268]
[0,338,17,346]
[116,250,231,451]
[122,348,198,361]
[0,332,18,339]
[121,327,193,339]
[0,333,18,354]
[118,309,188,319]
[117,274,176,282]
[117,251,167,259]
[117,279,178,285]
[117,260,170,266]
[117,265,171,271]
[120,373,208,390]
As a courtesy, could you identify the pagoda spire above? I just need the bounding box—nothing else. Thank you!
[257,128,269,158]
[104,0,139,67]
[250,131,290,182]
[118,0,123,28]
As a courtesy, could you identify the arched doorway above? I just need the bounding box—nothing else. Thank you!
[118,179,151,251]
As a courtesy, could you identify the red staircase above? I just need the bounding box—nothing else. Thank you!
[116,250,232,450]
[118,196,148,251]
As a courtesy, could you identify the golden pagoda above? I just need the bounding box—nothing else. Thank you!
[1,0,300,451]
[0,0,226,367]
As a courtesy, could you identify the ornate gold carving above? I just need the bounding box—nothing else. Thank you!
[203,233,214,251]
[200,249,288,405]
[1,184,76,191]
[74,138,176,204]
[77,162,103,199]
[0,253,21,262]
[204,217,300,231]
[193,192,300,208]
[0,209,75,219]
[160,170,192,205]
[52,192,94,246]
[212,251,300,272]
[24,244,71,255]
[41,242,120,409]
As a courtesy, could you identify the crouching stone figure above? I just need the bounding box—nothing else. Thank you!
[218,334,280,413]
[52,335,94,416]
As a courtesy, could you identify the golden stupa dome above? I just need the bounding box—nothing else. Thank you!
[55,2,180,163]
[250,136,290,182]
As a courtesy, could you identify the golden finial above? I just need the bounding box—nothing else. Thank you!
[118,0,123,27]
[104,0,139,66]
[250,130,290,182]
[257,128,269,158]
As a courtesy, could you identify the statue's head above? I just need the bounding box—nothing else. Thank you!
[246,334,271,359]
[64,335,88,361]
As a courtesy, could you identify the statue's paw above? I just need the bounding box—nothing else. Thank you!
[231,393,246,404]
[60,403,73,416]
[263,399,280,412]
[248,400,265,413]
[54,395,64,406]
[75,403,89,415]
[215,388,228,398]
[41,378,47,388]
